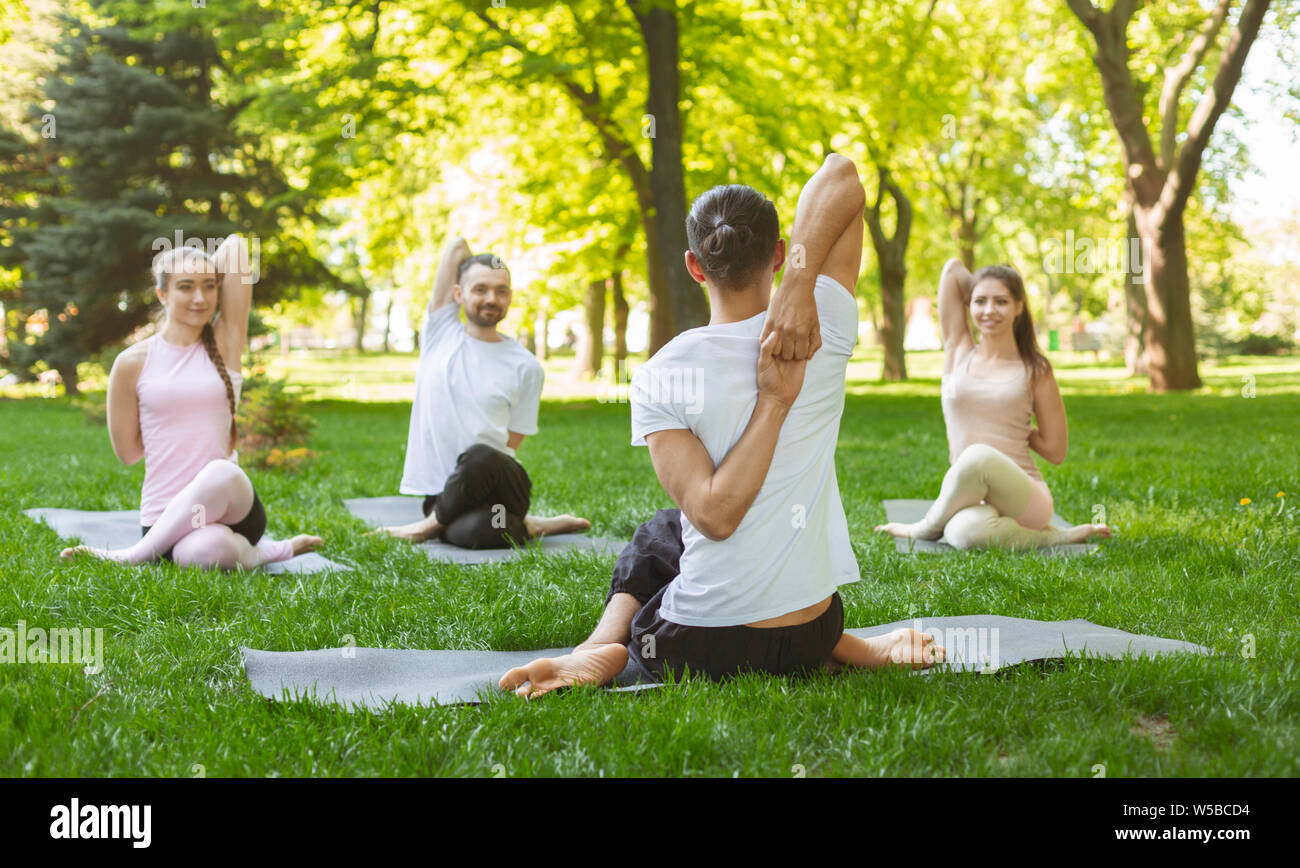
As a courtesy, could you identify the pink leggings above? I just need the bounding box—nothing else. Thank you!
[116,460,294,568]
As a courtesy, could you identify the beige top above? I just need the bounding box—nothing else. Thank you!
[940,347,1042,483]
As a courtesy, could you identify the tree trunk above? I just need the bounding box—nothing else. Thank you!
[1066,0,1266,390]
[957,216,975,271]
[579,278,606,379]
[353,292,369,353]
[878,263,907,381]
[639,200,674,354]
[612,268,629,366]
[630,1,709,350]
[1123,204,1148,376]
[539,311,550,361]
[1136,206,1200,389]
[56,362,79,396]
[865,167,912,381]
[382,292,393,353]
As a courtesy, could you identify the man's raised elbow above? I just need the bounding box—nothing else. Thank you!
[826,155,865,199]
[823,153,856,174]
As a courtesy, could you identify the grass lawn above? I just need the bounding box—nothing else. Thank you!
[1,351,1297,777]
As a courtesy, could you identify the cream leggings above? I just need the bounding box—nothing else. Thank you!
[913,444,1069,550]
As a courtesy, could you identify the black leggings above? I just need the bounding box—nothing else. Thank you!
[140,491,267,563]
[608,508,845,682]
[422,444,531,549]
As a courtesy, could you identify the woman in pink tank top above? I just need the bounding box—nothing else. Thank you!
[60,236,322,568]
[875,259,1110,550]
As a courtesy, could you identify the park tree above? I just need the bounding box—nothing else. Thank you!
[0,2,329,392]
[236,0,715,353]
[1063,0,1285,390]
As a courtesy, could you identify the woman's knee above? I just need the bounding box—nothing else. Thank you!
[196,458,250,490]
[943,505,997,550]
[172,525,250,569]
[1015,483,1055,529]
[955,443,1003,473]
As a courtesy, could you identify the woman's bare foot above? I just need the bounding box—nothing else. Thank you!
[289,534,324,555]
[833,628,947,670]
[372,516,442,543]
[1066,523,1111,543]
[499,643,628,699]
[59,545,129,563]
[873,521,941,541]
[523,514,592,538]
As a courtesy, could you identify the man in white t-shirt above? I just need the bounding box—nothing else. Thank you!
[500,156,946,697]
[380,239,590,548]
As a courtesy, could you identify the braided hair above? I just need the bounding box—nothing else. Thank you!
[151,247,239,452]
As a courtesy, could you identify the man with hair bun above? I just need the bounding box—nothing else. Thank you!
[501,155,947,697]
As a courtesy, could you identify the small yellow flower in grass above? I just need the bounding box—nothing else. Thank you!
[1239,497,1251,505]
[1278,491,1286,498]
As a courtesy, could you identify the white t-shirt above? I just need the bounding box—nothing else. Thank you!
[630,274,861,627]
[400,303,545,496]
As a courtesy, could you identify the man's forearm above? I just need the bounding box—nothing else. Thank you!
[779,155,863,293]
[430,237,471,311]
[700,396,791,536]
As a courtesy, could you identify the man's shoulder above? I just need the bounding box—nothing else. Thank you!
[422,304,465,348]
[640,326,719,369]
[498,335,543,369]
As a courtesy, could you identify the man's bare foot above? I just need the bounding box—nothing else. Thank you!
[59,545,130,563]
[523,514,592,538]
[873,521,941,541]
[1065,523,1111,543]
[290,535,324,555]
[834,628,947,670]
[499,643,628,699]
[372,516,442,543]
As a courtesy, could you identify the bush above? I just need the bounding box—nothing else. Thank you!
[75,391,107,426]
[1233,333,1295,356]
[237,371,318,471]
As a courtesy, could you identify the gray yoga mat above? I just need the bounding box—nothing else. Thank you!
[344,495,628,564]
[241,615,1212,709]
[24,508,350,575]
[882,499,1099,556]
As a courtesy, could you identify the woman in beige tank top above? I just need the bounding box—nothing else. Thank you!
[874,259,1110,549]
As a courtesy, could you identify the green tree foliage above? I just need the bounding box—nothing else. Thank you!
[0,2,331,392]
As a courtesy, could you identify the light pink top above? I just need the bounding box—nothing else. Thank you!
[135,335,242,525]
[940,347,1042,483]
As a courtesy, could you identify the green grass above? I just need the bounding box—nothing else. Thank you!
[1,354,1297,777]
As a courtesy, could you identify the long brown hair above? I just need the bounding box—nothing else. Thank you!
[151,247,239,452]
[971,264,1052,384]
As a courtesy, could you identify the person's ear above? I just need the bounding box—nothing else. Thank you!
[773,238,787,273]
[684,250,706,284]
[453,284,464,305]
